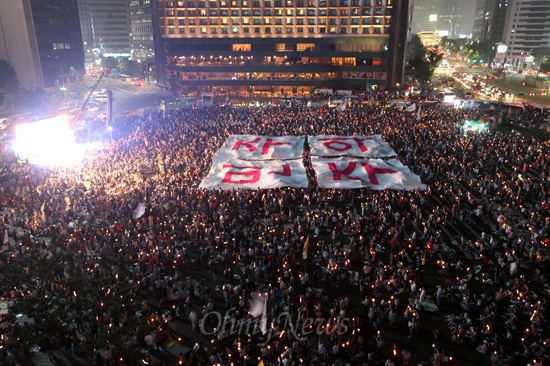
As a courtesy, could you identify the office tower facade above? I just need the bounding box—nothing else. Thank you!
[0,0,44,90]
[503,0,550,70]
[0,0,85,90]
[411,0,465,38]
[130,0,155,59]
[472,0,509,43]
[152,0,411,95]
[29,0,85,88]
[84,0,132,55]
[78,0,94,54]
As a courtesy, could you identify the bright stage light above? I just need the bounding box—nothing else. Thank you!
[15,115,83,166]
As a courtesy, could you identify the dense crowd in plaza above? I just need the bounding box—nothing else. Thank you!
[0,97,549,366]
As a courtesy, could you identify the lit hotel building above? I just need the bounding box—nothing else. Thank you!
[151,0,411,95]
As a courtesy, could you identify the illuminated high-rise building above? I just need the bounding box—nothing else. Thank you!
[411,0,465,38]
[151,0,412,95]
[130,0,154,59]
[502,0,550,70]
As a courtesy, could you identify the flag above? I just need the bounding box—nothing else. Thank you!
[302,236,310,260]
[260,294,268,335]
[379,108,385,117]
[416,104,422,121]
[2,230,8,245]
[406,103,416,112]
[248,292,265,318]
[133,203,146,220]
[337,101,347,111]
[258,361,265,366]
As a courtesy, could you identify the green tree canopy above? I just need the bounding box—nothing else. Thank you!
[101,56,118,70]
[0,59,20,92]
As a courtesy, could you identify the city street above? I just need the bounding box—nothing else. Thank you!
[81,77,173,120]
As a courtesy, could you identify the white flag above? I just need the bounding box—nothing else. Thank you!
[406,103,417,112]
[260,294,268,335]
[133,203,146,219]
[2,230,8,245]
[337,101,347,112]
[416,104,422,121]
[379,108,385,117]
[248,292,265,318]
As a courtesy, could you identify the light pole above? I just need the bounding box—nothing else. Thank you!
[107,125,113,140]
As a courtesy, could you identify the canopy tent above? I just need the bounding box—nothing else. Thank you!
[477,102,495,110]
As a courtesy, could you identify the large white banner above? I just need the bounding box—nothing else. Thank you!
[308,135,396,158]
[200,159,308,190]
[311,157,426,190]
[213,135,305,162]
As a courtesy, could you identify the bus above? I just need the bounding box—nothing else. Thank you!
[120,74,132,81]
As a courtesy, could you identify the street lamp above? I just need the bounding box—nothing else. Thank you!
[107,125,113,140]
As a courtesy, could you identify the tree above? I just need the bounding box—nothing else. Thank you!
[406,34,444,89]
[117,59,141,77]
[0,59,20,92]
[101,56,118,71]
[532,47,550,69]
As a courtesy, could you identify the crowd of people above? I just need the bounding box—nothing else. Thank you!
[0,97,549,366]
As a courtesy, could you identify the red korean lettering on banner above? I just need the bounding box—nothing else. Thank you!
[359,162,397,185]
[231,137,291,155]
[318,137,373,152]
[328,162,361,181]
[328,161,397,185]
[268,164,291,176]
[221,164,262,184]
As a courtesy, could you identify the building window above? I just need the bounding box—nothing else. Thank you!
[341,19,348,24]
[297,27,304,32]
[190,27,196,33]
[201,27,207,33]
[254,19,261,24]
[265,27,271,33]
[329,19,337,25]
[254,27,261,33]
[308,19,315,25]
[168,27,175,33]
[222,27,229,33]
[200,19,207,24]
[351,27,358,33]
[351,18,359,24]
[179,19,185,25]
[179,27,185,33]
[243,27,249,32]
[286,27,293,33]
[308,27,315,33]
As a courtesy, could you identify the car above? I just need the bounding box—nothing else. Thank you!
[135,80,143,86]
[88,105,100,112]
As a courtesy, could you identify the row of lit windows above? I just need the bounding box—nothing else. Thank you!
[164,17,390,25]
[161,0,390,8]
[52,43,72,50]
[164,8,390,16]
[161,26,389,34]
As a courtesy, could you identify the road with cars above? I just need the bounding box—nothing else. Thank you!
[81,77,173,121]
